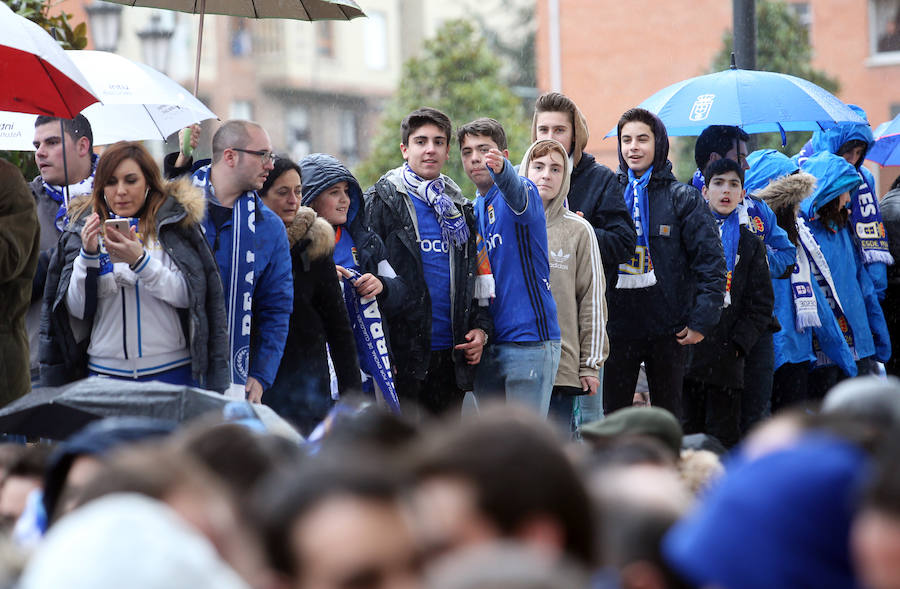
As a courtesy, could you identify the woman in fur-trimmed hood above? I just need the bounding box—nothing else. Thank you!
[751,153,857,411]
[40,142,229,392]
[259,158,361,434]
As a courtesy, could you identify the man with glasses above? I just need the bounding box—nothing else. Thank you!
[169,119,292,402]
[692,125,797,436]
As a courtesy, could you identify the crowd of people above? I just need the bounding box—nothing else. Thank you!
[1,87,900,587]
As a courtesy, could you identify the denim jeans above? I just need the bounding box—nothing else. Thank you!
[474,340,561,417]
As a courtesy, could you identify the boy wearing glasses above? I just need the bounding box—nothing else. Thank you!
[168,120,292,402]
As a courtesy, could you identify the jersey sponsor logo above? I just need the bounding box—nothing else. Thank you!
[420,239,450,253]
[483,232,503,251]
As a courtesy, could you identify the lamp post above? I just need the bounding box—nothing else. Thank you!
[85,0,123,52]
[137,13,175,74]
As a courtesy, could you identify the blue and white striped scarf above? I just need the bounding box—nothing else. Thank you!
[713,209,740,306]
[617,166,656,289]
[43,154,98,232]
[402,163,469,249]
[192,165,256,395]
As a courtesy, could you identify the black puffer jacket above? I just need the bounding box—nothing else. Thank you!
[686,225,775,389]
[299,153,407,316]
[266,206,362,434]
[363,166,493,390]
[606,163,726,340]
[882,187,900,285]
[39,180,230,392]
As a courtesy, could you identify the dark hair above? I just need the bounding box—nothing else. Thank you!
[260,156,301,197]
[457,117,508,152]
[254,456,401,578]
[401,107,452,146]
[4,445,51,481]
[616,108,669,174]
[891,174,900,192]
[837,139,868,168]
[534,92,577,123]
[89,141,167,240]
[694,125,749,170]
[817,196,850,229]
[411,410,596,567]
[703,158,745,187]
[863,430,900,515]
[35,113,94,151]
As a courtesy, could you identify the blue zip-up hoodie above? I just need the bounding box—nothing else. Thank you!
[753,169,857,375]
[797,105,889,297]
[800,152,891,364]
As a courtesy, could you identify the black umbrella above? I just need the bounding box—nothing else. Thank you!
[0,377,234,440]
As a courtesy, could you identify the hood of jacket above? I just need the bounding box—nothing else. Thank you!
[531,100,591,168]
[519,139,572,226]
[800,151,862,218]
[754,171,816,214]
[616,111,669,175]
[383,164,467,205]
[65,178,205,230]
[744,149,801,196]
[810,105,874,167]
[286,205,335,259]
[299,153,362,224]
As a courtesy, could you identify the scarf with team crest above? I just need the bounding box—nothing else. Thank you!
[617,166,656,288]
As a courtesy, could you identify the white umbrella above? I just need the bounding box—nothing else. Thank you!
[0,102,217,150]
[0,2,99,117]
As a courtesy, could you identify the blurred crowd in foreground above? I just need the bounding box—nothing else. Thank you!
[1,375,900,589]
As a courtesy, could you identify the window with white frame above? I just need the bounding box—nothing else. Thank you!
[870,0,900,56]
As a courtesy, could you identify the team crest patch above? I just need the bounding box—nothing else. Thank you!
[689,94,715,122]
[488,204,496,224]
[351,246,359,266]
[234,346,250,380]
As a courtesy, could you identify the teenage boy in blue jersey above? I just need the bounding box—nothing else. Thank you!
[459,117,561,417]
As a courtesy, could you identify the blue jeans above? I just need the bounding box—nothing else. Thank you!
[474,340,561,417]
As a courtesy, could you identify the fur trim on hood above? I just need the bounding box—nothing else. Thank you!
[531,100,591,168]
[754,172,817,214]
[286,206,335,260]
[519,139,572,227]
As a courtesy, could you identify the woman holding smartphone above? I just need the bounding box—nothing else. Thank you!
[41,142,229,391]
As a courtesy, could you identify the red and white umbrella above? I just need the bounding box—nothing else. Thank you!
[0,1,99,117]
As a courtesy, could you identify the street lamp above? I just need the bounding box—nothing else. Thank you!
[85,0,123,52]
[137,13,175,74]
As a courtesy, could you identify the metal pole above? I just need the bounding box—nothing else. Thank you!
[732,0,757,70]
[548,0,562,91]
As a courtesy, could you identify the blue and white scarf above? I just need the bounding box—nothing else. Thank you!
[790,218,821,331]
[341,269,401,414]
[402,163,469,249]
[694,168,764,235]
[713,209,740,306]
[192,165,255,396]
[797,142,893,266]
[43,153,98,232]
[617,166,656,289]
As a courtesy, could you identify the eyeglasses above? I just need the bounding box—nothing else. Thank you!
[230,147,277,163]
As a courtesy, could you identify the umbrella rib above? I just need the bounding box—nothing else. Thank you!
[144,105,168,140]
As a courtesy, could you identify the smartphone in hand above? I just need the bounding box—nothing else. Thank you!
[103,218,132,263]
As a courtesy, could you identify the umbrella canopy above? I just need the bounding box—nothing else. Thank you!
[99,0,364,96]
[0,2,99,117]
[605,65,866,138]
[0,377,295,440]
[0,103,217,150]
[867,117,900,166]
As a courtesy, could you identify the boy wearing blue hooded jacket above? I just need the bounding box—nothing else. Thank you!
[795,105,893,300]
[800,151,891,396]
[750,151,857,411]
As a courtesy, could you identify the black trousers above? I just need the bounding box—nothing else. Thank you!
[603,334,685,420]
[771,361,810,413]
[884,284,900,378]
[740,331,774,435]
[395,349,465,420]
[682,378,742,449]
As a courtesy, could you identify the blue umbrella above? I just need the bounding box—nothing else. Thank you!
[605,62,865,139]
[867,117,900,166]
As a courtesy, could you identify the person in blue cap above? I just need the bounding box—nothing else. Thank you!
[800,151,891,397]
[750,150,857,411]
[795,105,894,300]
